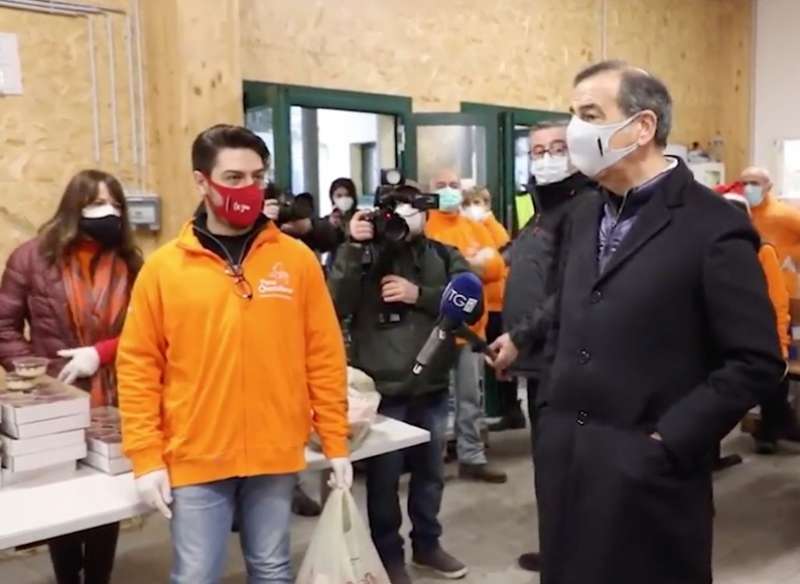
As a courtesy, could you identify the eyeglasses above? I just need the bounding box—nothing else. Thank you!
[530,140,568,160]
[225,267,253,300]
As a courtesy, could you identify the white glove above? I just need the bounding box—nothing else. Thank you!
[57,347,101,385]
[135,469,173,519]
[328,457,353,490]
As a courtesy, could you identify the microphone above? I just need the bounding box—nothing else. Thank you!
[412,272,484,376]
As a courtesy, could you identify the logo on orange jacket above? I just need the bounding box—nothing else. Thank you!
[258,262,294,299]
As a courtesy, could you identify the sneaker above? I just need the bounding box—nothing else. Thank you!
[386,563,413,584]
[291,486,321,517]
[517,551,541,572]
[459,462,507,484]
[413,545,468,579]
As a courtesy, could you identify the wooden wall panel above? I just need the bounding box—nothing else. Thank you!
[141,0,243,238]
[0,0,754,268]
[0,1,148,265]
[240,0,600,113]
[241,0,753,174]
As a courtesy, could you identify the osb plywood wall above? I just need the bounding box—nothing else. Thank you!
[241,0,753,177]
[0,1,155,265]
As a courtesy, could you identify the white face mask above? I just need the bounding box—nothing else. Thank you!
[396,203,425,237]
[463,204,488,222]
[566,114,641,178]
[81,203,121,219]
[531,153,571,185]
[334,196,354,213]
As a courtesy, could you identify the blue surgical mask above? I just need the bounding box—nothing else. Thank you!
[437,187,463,212]
[743,184,765,207]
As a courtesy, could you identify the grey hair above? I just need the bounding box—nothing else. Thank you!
[574,60,673,147]
[531,118,569,132]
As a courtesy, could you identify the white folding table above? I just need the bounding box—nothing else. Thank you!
[0,416,429,550]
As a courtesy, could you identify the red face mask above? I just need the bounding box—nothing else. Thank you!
[205,176,264,229]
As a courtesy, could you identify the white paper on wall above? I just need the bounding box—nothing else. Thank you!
[0,32,23,95]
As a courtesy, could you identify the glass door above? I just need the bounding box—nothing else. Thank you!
[243,82,413,216]
[405,112,499,215]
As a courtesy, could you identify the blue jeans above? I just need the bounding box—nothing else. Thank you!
[170,474,296,584]
[366,391,447,566]
[452,345,487,465]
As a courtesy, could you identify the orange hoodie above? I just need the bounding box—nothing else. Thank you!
[751,193,800,296]
[117,221,348,488]
[759,243,791,358]
[425,210,504,338]
[479,214,510,312]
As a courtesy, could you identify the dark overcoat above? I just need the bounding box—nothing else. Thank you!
[534,161,785,584]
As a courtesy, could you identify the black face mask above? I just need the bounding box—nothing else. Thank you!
[79,216,123,248]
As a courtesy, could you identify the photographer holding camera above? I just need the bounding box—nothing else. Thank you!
[328,184,472,584]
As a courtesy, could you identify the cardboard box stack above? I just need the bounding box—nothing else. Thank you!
[0,369,90,487]
[82,406,132,475]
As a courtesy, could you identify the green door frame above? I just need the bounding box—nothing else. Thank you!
[405,111,499,205]
[243,81,413,191]
[461,102,568,230]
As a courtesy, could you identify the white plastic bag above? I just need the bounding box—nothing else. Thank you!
[296,489,390,584]
[346,367,381,448]
[310,367,381,452]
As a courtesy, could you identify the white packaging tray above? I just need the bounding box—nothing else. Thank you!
[3,442,87,472]
[2,412,91,439]
[82,451,132,476]
[1,429,85,456]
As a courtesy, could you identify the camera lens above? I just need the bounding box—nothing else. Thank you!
[383,214,410,243]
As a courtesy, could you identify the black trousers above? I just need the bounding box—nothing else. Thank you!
[486,311,518,415]
[48,522,120,584]
[527,377,540,451]
[760,377,794,440]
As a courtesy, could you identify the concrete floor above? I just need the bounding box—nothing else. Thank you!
[2,428,800,583]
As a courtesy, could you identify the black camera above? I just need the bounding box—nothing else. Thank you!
[363,170,439,244]
[265,184,314,225]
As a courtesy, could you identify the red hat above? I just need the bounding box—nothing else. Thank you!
[713,181,744,195]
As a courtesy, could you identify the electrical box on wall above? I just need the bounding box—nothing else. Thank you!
[126,194,161,232]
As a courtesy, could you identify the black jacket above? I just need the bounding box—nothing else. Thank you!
[529,160,785,584]
[502,173,593,376]
[328,237,471,398]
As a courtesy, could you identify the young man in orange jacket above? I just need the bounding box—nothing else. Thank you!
[425,168,507,483]
[117,125,351,584]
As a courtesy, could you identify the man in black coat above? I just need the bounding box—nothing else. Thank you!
[502,119,593,573]
[490,60,785,584]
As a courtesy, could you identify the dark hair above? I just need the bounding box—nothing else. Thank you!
[574,60,673,147]
[39,170,143,276]
[329,177,357,202]
[191,124,270,175]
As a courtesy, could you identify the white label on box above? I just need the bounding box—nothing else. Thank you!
[1,429,85,456]
[3,442,87,472]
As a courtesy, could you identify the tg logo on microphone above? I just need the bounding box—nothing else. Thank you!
[445,287,478,314]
